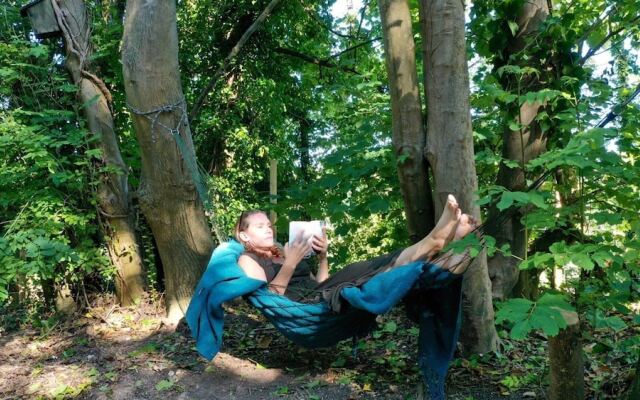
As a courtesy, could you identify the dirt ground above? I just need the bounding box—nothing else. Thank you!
[0,295,612,399]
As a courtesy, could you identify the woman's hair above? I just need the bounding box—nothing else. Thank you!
[234,210,282,259]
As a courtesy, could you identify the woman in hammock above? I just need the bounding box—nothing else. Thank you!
[234,194,476,307]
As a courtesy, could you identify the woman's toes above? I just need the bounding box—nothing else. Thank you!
[447,194,458,210]
[454,214,474,240]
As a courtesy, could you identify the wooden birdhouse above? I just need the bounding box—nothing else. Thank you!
[20,0,61,39]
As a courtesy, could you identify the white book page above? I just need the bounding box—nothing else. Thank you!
[288,220,325,256]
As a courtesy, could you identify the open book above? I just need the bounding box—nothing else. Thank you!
[288,220,325,257]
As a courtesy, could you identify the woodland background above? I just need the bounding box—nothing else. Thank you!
[0,0,639,398]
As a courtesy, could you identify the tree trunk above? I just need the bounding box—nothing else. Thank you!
[378,0,435,243]
[121,0,214,322]
[419,0,498,354]
[486,0,549,300]
[54,0,146,306]
[626,356,640,400]
[548,309,584,400]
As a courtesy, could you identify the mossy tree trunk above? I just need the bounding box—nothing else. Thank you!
[55,0,146,306]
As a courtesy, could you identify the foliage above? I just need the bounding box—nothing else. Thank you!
[0,6,111,306]
[469,1,640,376]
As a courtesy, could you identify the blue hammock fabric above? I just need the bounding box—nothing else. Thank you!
[186,240,463,400]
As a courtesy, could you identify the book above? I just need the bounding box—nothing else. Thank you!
[288,220,325,257]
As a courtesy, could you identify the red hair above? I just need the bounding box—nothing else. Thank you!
[234,210,282,259]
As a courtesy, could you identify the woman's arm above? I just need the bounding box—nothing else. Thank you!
[269,236,312,295]
[237,255,268,281]
[311,227,330,283]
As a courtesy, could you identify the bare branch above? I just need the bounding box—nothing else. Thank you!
[329,37,381,59]
[274,47,360,75]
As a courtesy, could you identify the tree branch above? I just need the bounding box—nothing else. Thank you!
[577,5,614,56]
[580,14,640,65]
[329,36,381,59]
[596,81,640,128]
[189,0,283,122]
[297,0,360,39]
[273,47,361,75]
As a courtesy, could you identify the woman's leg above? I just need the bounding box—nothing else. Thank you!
[391,195,476,269]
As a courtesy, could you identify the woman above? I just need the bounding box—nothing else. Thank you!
[235,195,476,305]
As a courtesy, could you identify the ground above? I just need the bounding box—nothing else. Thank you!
[0,295,634,399]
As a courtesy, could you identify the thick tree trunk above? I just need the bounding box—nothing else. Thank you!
[55,0,146,305]
[548,309,584,400]
[486,0,549,300]
[378,0,435,243]
[419,0,498,354]
[121,0,214,322]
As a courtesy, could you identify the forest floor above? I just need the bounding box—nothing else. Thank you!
[0,294,634,400]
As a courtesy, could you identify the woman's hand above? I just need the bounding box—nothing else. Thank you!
[311,227,328,259]
[283,233,312,268]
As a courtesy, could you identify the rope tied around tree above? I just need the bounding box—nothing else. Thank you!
[126,98,227,243]
[127,98,189,143]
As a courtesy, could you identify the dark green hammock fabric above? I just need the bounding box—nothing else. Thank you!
[186,240,463,399]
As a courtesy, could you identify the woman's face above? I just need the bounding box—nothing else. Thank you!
[238,212,274,248]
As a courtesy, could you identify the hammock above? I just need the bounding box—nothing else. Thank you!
[186,240,463,400]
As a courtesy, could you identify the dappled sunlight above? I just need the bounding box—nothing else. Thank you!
[8,363,96,399]
[209,352,285,383]
[0,300,356,399]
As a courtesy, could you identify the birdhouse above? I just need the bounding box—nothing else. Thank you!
[20,0,61,39]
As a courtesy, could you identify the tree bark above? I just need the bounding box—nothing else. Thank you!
[54,0,146,306]
[121,0,214,321]
[419,0,498,354]
[548,309,584,400]
[378,0,435,243]
[626,356,640,400]
[486,0,550,300]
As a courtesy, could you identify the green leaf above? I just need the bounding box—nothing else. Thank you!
[537,293,574,311]
[601,316,627,332]
[530,308,560,336]
[572,253,594,270]
[0,67,16,79]
[508,121,522,131]
[383,321,397,333]
[507,21,519,36]
[155,379,174,391]
[496,193,515,211]
[28,45,49,58]
[586,29,606,49]
[510,320,532,340]
[496,298,533,324]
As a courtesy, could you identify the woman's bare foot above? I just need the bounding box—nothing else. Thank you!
[435,213,478,274]
[390,195,476,267]
[429,194,462,252]
[454,213,477,241]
